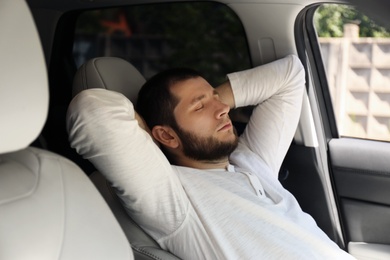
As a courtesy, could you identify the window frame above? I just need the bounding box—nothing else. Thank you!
[296,4,340,142]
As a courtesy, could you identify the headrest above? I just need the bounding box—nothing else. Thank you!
[72,57,146,104]
[0,0,48,154]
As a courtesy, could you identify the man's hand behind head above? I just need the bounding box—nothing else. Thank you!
[135,111,160,147]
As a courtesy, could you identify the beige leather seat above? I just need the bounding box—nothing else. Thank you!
[0,1,133,259]
[71,57,181,260]
[72,57,146,105]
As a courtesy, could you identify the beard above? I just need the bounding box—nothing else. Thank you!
[173,124,239,162]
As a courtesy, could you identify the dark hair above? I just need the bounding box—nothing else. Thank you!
[136,68,203,129]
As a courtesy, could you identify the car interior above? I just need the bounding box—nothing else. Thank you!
[2,0,390,259]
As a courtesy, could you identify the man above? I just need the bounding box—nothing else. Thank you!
[67,55,355,259]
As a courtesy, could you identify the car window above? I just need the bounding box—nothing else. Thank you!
[314,4,390,142]
[73,2,251,87]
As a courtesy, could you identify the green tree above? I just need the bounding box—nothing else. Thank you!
[314,4,390,37]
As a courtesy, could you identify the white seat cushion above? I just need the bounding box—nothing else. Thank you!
[0,147,133,259]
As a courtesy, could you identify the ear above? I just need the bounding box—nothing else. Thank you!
[151,125,180,149]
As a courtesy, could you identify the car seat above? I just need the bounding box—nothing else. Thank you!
[71,57,181,260]
[0,1,133,259]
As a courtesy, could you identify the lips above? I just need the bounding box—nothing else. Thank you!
[217,121,232,131]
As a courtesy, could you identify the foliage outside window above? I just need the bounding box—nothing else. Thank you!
[315,4,390,38]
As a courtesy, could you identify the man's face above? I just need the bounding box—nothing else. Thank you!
[171,77,238,161]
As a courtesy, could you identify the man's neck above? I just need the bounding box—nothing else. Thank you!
[175,156,229,170]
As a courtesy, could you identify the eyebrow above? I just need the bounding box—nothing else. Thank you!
[190,90,219,106]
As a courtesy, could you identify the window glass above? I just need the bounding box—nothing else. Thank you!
[314,4,390,141]
[73,2,251,86]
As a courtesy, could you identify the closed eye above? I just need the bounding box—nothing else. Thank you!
[194,104,204,111]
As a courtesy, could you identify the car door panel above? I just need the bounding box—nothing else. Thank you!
[329,138,390,245]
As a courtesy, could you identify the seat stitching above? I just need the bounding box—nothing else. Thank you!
[92,58,108,90]
[55,156,67,259]
[131,246,164,260]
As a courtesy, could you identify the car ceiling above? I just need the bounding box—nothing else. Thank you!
[26,0,390,31]
[26,0,339,12]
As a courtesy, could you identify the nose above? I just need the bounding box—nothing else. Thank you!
[214,99,230,119]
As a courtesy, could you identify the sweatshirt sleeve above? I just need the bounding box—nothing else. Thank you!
[66,89,189,240]
[227,54,305,177]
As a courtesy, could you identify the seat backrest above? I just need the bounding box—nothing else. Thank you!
[71,57,181,260]
[0,1,133,259]
[90,171,181,260]
[72,57,146,102]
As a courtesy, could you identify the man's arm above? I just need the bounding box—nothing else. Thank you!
[66,89,188,239]
[223,55,305,177]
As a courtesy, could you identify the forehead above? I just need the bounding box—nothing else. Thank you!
[170,77,214,104]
